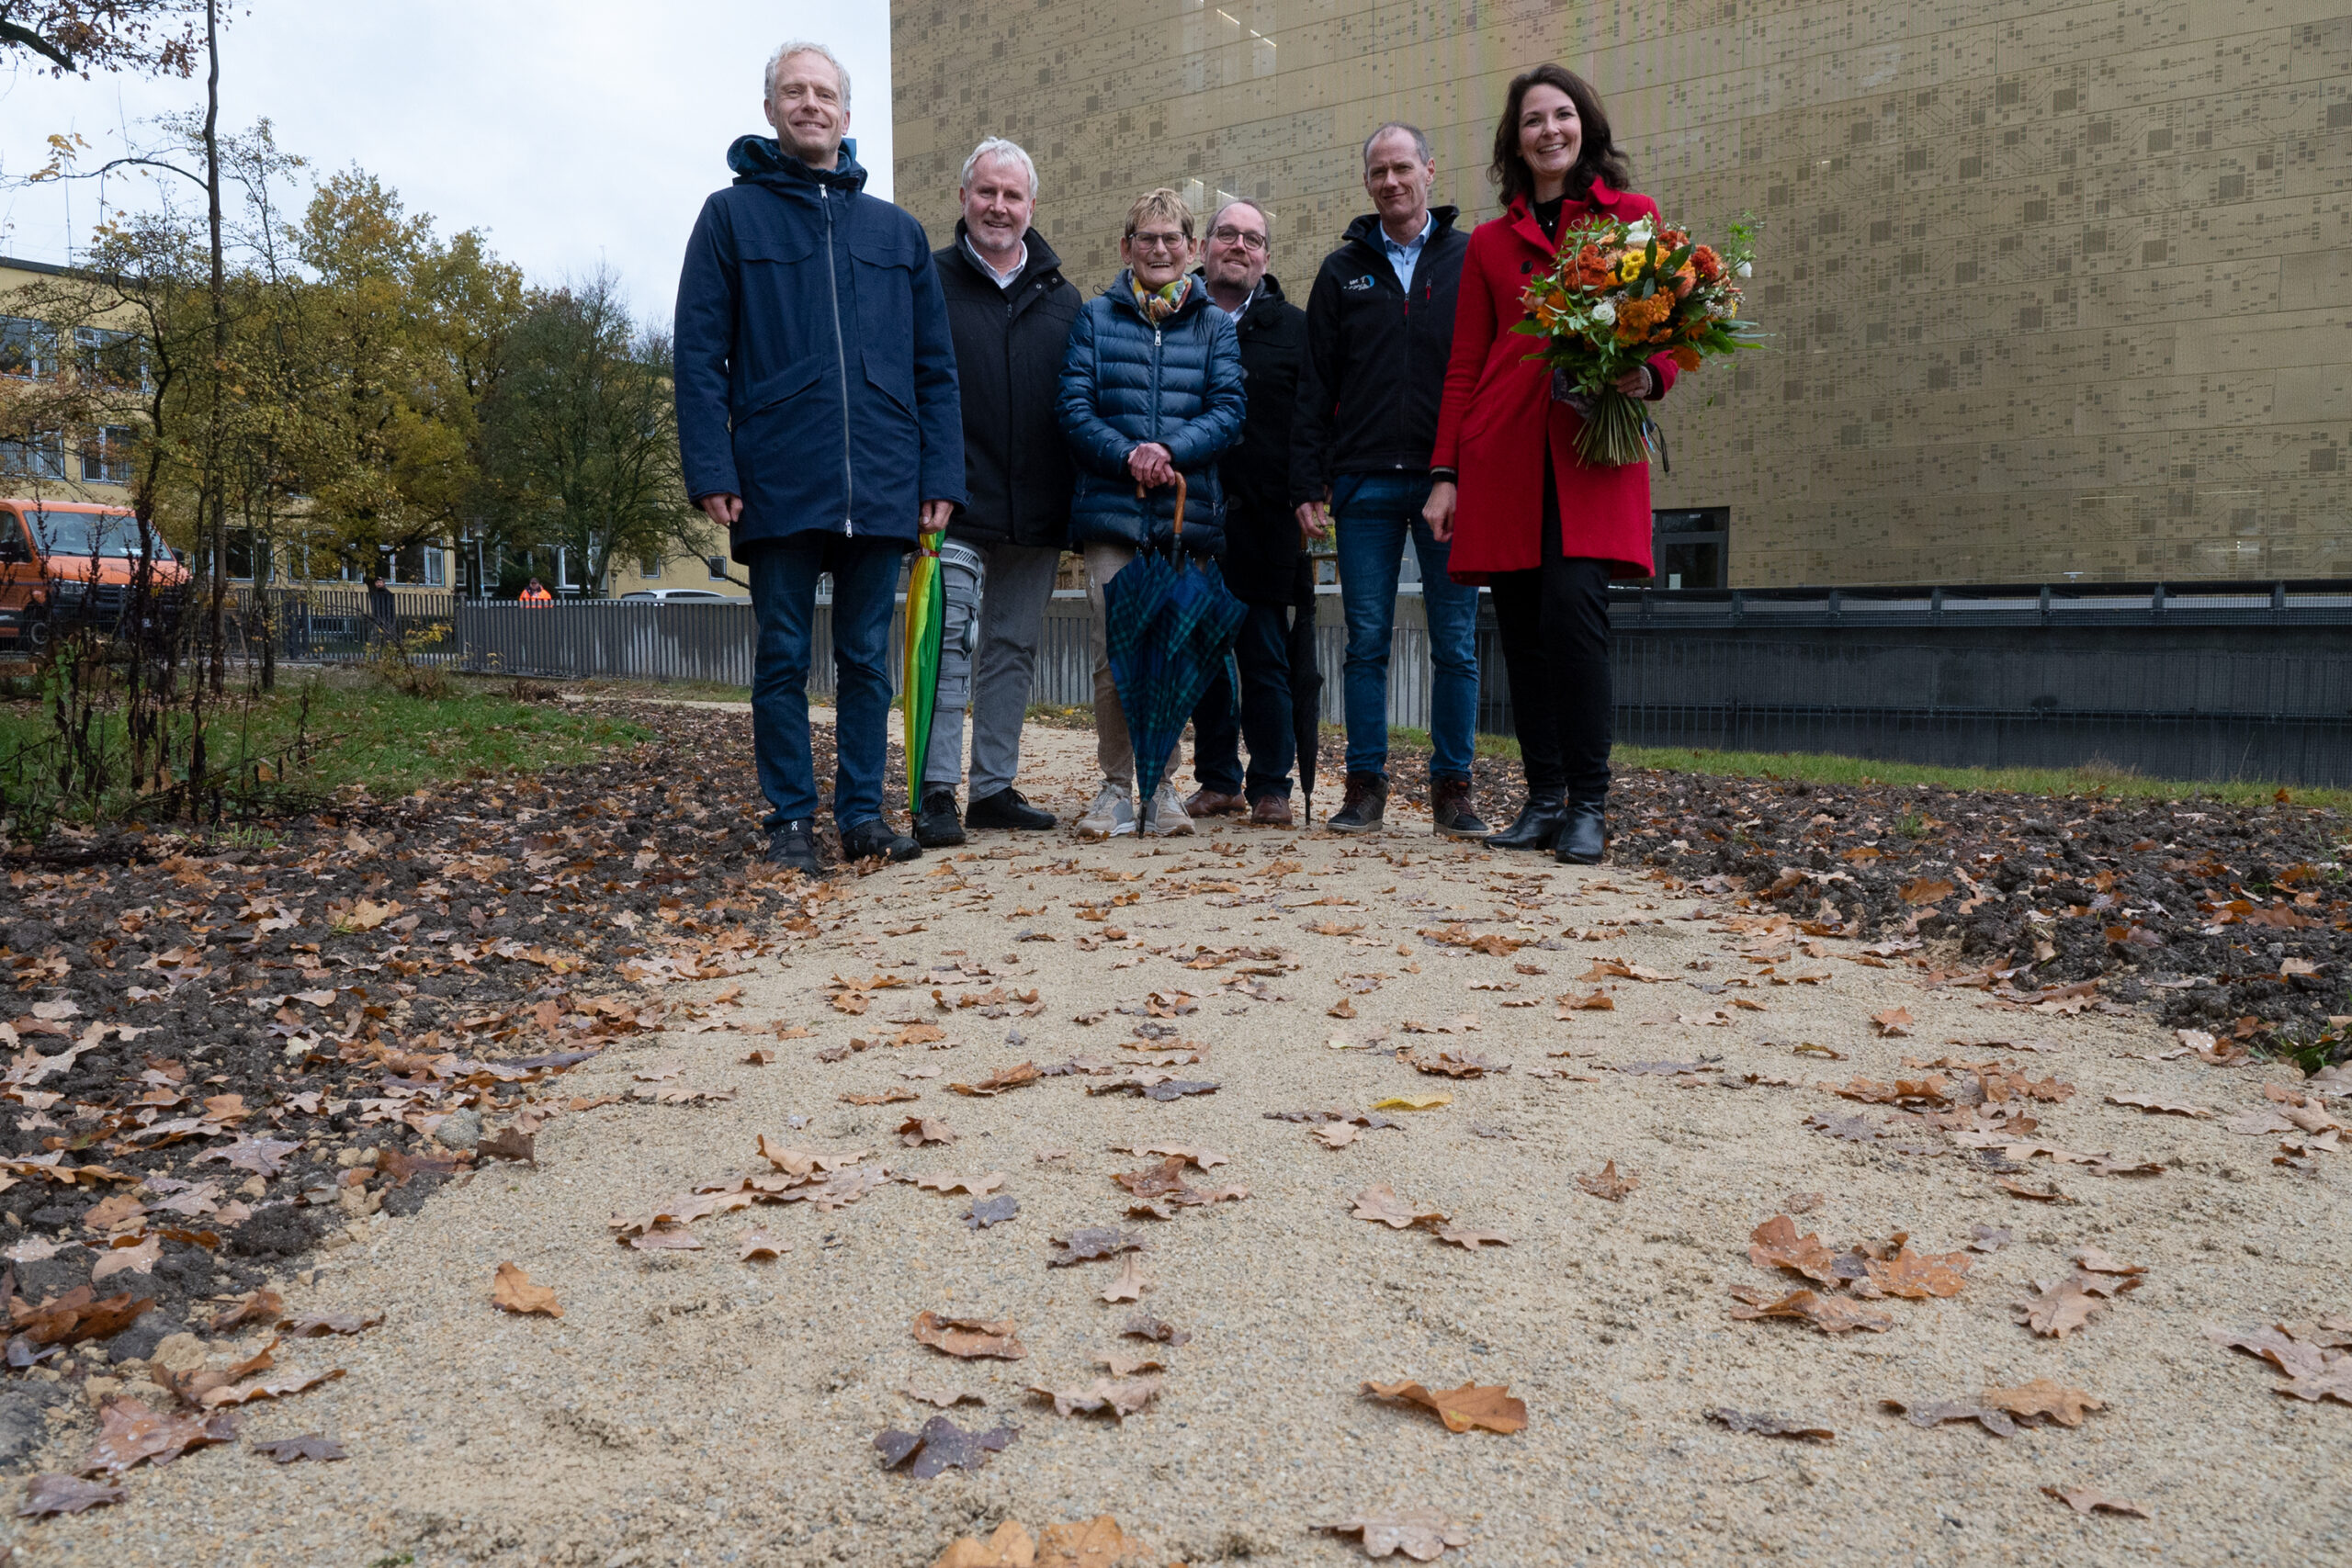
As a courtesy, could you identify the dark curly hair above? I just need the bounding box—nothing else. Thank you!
[1487,63,1632,210]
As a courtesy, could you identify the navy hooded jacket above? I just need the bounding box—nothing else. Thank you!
[1056,272,1245,557]
[673,138,965,556]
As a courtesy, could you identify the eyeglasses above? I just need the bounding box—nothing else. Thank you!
[1125,231,1191,253]
[1209,226,1268,251]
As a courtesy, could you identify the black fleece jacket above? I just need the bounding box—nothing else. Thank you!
[1206,273,1308,607]
[1289,206,1469,506]
[934,223,1083,549]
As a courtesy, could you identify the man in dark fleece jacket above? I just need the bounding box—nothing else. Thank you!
[1290,122,1487,842]
[910,138,1081,850]
[674,41,963,874]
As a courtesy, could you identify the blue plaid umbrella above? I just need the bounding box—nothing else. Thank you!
[1103,475,1246,804]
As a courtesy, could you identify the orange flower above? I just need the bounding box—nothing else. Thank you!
[1671,345,1702,372]
[1690,245,1723,283]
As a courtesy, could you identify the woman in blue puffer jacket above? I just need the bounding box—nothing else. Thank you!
[1057,187,1247,840]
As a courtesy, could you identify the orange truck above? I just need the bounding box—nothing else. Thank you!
[0,499,187,650]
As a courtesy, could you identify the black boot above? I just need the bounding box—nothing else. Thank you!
[764,818,823,874]
[1327,773,1388,834]
[1429,776,1491,840]
[1487,790,1567,851]
[1555,797,1607,865]
[913,789,967,848]
[840,817,922,864]
[965,787,1057,830]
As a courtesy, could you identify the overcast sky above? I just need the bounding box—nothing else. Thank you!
[0,1,894,326]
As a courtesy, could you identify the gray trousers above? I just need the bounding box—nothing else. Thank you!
[1082,539,1183,792]
[922,539,1063,798]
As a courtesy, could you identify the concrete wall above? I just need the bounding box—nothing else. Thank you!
[888,0,2352,588]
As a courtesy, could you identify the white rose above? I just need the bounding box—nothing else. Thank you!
[1735,261,1752,278]
[1623,221,1654,245]
[1590,299,1617,324]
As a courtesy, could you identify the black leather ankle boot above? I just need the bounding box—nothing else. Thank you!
[1555,797,1607,864]
[1487,790,1566,851]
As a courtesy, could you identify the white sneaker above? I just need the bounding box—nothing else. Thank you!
[1076,783,1136,840]
[1144,782,1195,837]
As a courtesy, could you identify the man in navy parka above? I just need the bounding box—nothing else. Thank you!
[674,39,965,873]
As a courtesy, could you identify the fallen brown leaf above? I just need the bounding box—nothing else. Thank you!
[1026,1375,1161,1419]
[490,1261,562,1319]
[1352,1183,1449,1230]
[2107,1091,2211,1118]
[1099,1254,1148,1303]
[2013,1271,2140,1337]
[1865,1245,1973,1300]
[1320,1508,1470,1561]
[1727,1287,1894,1335]
[951,1062,1042,1097]
[898,1116,957,1147]
[17,1472,125,1517]
[1747,1215,1837,1282]
[874,1415,1017,1479]
[1432,1224,1511,1250]
[1979,1377,2105,1427]
[912,1311,1026,1360]
[249,1432,346,1463]
[1361,1379,1528,1435]
[2041,1486,2148,1518]
[1577,1160,1639,1202]
[842,1085,920,1105]
[1705,1408,1833,1441]
[83,1398,241,1473]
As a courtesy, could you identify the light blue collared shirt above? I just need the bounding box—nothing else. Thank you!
[1381,210,1435,295]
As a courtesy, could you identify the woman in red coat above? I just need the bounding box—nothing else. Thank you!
[1425,63,1679,864]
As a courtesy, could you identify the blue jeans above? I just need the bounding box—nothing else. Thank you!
[745,534,904,832]
[1332,472,1479,783]
[1190,602,1295,801]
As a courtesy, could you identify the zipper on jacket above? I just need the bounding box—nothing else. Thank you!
[1150,323,1165,546]
[822,187,854,536]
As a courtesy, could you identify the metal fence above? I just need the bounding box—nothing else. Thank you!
[226,579,2352,787]
[223,585,460,666]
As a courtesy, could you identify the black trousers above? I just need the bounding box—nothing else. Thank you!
[1489,467,1612,800]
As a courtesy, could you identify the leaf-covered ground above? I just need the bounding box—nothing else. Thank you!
[0,703,2346,1565]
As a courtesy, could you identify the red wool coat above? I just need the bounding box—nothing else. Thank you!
[1429,180,1680,583]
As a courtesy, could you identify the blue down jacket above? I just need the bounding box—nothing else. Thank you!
[1055,273,1245,555]
[673,138,965,554]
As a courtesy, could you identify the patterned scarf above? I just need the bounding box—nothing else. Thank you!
[1128,271,1192,322]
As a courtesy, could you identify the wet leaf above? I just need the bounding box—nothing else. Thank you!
[1026,1375,1161,1419]
[874,1414,1018,1479]
[1705,1408,1833,1441]
[1360,1379,1528,1435]
[2041,1487,2149,1518]
[17,1472,125,1517]
[1577,1161,1639,1202]
[250,1433,346,1464]
[490,1261,562,1319]
[1046,1228,1148,1268]
[912,1311,1026,1360]
[84,1398,241,1473]
[1320,1508,1471,1560]
[966,1195,1020,1231]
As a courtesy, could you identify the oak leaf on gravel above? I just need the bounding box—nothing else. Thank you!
[874,1414,1018,1479]
[2107,1092,2211,1118]
[1035,1515,1155,1568]
[1360,1380,1528,1435]
[1314,1122,1363,1149]
[915,1171,1008,1197]
[952,1063,1041,1097]
[912,1311,1026,1360]
[1120,1313,1190,1346]
[2041,1487,2149,1518]
[9,1287,153,1348]
[1747,1216,1837,1282]
[2013,1271,2140,1337]
[1871,1007,1916,1037]
[966,1196,1020,1231]
[84,1398,240,1473]
[1398,1047,1510,1078]
[281,1312,382,1338]
[17,1472,124,1517]
[1432,1224,1510,1250]
[898,1116,958,1147]
[1978,1377,2105,1427]
[476,1127,537,1166]
[1705,1408,1833,1441]
[738,1227,786,1261]
[1046,1229,1148,1268]
[1577,1161,1639,1202]
[903,1380,984,1409]
[1352,1184,1449,1230]
[1369,1093,1451,1111]
[1099,1254,1148,1303]
[209,1289,282,1333]
[491,1261,562,1319]
[1026,1375,1161,1419]
[1995,1175,2068,1201]
[2206,1322,2352,1404]
[1879,1395,2019,1436]
[1320,1508,1470,1560]
[198,1366,345,1408]
[1727,1286,1894,1335]
[842,1086,919,1106]
[1864,1245,1973,1299]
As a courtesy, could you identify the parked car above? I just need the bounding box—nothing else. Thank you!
[0,499,188,650]
[619,588,740,603]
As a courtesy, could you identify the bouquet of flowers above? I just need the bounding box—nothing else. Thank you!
[1514,213,1760,468]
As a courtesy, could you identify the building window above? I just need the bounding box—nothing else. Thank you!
[422,547,446,587]
[639,552,661,577]
[73,326,146,390]
[0,317,58,380]
[706,555,727,580]
[80,425,133,485]
[0,433,68,479]
[1648,509,1730,590]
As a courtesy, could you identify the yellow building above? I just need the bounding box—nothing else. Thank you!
[888,0,2352,586]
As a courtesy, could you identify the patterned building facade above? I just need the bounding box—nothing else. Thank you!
[888,0,2352,587]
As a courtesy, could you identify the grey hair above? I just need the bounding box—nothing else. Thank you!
[765,39,851,107]
[1362,120,1432,168]
[1207,197,1269,235]
[961,137,1039,198]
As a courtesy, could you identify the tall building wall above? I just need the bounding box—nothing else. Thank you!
[890,0,2352,587]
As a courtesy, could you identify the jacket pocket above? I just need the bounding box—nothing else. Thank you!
[848,228,919,349]
[743,359,823,418]
[862,347,917,421]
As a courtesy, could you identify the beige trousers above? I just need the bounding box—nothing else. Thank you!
[1082,539,1183,793]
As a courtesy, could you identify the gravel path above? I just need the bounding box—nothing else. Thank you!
[12,717,2347,1568]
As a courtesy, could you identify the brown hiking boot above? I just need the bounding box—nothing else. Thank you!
[1184,788,1244,818]
[1327,772,1387,834]
[1250,794,1295,828]
[1430,776,1491,840]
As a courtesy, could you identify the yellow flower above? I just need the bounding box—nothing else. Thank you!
[1617,252,1645,283]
